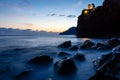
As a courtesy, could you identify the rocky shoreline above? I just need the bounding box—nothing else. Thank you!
[13,38,120,80]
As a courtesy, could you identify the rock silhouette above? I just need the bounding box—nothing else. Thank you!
[54,58,77,75]
[77,0,120,38]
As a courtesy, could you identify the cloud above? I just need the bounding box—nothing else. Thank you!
[59,14,65,16]
[47,14,56,16]
[67,15,76,18]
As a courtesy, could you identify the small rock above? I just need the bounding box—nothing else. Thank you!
[69,46,78,50]
[73,53,85,61]
[80,40,95,49]
[58,41,71,48]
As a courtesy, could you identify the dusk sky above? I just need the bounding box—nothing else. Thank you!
[0,0,103,32]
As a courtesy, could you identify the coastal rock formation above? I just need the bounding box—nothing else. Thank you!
[77,0,120,38]
[54,58,77,75]
[106,38,120,48]
[90,52,120,80]
[93,42,111,50]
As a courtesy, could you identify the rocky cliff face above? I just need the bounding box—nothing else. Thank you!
[77,0,120,38]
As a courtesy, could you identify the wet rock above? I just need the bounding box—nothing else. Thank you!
[113,52,120,60]
[89,59,120,80]
[28,55,53,65]
[107,38,120,48]
[93,43,111,50]
[58,52,71,57]
[54,58,77,75]
[112,45,120,53]
[73,53,85,61]
[90,52,120,80]
[58,41,71,48]
[15,70,32,80]
[93,53,113,67]
[80,40,95,49]
[69,46,78,50]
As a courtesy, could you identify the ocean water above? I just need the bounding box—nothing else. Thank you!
[0,35,110,80]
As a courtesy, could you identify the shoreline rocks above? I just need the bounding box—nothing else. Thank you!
[89,51,120,80]
[54,58,77,75]
[58,41,71,48]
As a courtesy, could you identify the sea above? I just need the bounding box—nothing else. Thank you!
[0,35,111,80]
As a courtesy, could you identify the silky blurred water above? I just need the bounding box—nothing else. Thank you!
[0,35,110,80]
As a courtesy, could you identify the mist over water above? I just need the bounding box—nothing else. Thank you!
[0,35,110,80]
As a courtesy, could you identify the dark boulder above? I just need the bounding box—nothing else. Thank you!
[72,53,85,61]
[69,46,78,50]
[15,70,32,80]
[58,52,71,57]
[54,58,77,75]
[58,41,71,48]
[93,53,113,67]
[113,52,120,60]
[80,40,95,49]
[90,52,120,80]
[112,45,120,53]
[107,38,120,48]
[93,43,111,50]
[90,59,120,80]
[28,55,53,65]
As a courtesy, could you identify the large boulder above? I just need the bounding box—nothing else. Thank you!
[107,38,120,48]
[80,40,95,49]
[28,55,53,65]
[93,43,111,50]
[93,53,113,67]
[15,70,32,80]
[58,41,71,48]
[54,58,77,75]
[89,52,120,80]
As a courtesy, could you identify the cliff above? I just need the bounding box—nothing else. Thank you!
[77,0,120,38]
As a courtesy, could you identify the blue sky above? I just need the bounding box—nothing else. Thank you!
[0,0,103,32]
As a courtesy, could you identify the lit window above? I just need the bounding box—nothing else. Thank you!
[84,10,89,15]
